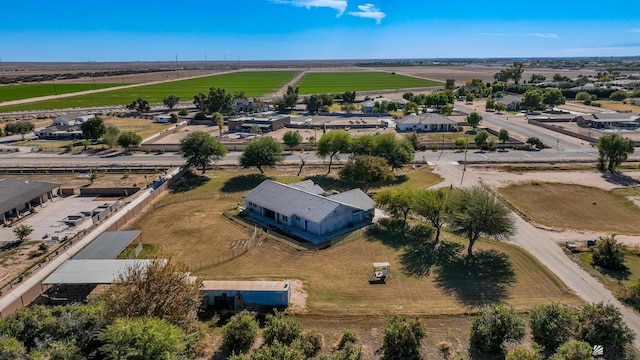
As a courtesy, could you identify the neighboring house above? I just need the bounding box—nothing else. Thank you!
[243,180,375,242]
[154,115,171,123]
[496,94,522,111]
[228,114,290,132]
[75,114,95,124]
[396,113,458,132]
[0,179,60,225]
[35,125,83,139]
[52,117,78,126]
[233,98,255,114]
[360,97,409,113]
[576,112,640,130]
[631,98,640,106]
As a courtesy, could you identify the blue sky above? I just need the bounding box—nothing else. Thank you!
[1,0,639,62]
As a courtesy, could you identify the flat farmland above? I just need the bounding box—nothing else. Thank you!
[297,72,442,94]
[0,83,124,102]
[0,71,298,112]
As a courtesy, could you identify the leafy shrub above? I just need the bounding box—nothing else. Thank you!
[529,302,577,351]
[470,304,525,354]
[178,109,189,116]
[294,330,323,358]
[262,311,303,346]
[576,302,635,359]
[591,235,627,271]
[381,315,426,360]
[194,112,207,120]
[549,341,593,360]
[220,311,259,356]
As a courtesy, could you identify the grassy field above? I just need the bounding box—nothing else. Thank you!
[0,71,297,112]
[129,167,578,319]
[0,83,124,102]
[598,100,640,113]
[499,182,640,235]
[297,72,442,94]
[103,117,171,139]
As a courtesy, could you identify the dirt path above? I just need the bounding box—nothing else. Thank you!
[271,70,307,97]
[430,160,640,349]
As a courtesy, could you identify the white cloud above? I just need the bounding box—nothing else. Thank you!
[348,4,386,24]
[527,33,559,39]
[270,0,348,17]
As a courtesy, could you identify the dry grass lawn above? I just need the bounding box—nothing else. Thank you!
[499,182,640,235]
[104,117,171,139]
[598,101,640,113]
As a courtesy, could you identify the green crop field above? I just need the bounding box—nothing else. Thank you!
[0,83,124,102]
[0,71,298,112]
[297,72,442,94]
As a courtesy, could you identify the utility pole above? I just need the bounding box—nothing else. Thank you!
[460,135,468,185]
[175,54,180,78]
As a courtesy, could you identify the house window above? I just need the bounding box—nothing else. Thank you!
[293,215,300,221]
[282,215,288,222]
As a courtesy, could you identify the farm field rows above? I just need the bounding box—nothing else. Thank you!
[0,71,298,112]
[0,83,124,102]
[297,71,442,94]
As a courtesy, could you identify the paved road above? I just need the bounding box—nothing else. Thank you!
[431,158,640,350]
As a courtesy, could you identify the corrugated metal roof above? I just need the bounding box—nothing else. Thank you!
[0,179,59,215]
[201,280,289,292]
[74,230,141,259]
[42,259,157,285]
[397,113,457,126]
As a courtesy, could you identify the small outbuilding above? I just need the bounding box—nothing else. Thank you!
[201,280,290,310]
[154,115,171,123]
[0,179,60,226]
[369,262,391,284]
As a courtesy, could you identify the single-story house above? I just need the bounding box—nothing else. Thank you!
[576,112,640,130]
[0,179,60,225]
[396,113,458,132]
[228,114,290,132]
[243,180,375,242]
[233,98,255,114]
[50,114,95,127]
[360,97,409,113]
[496,94,523,111]
[75,114,95,123]
[35,125,83,139]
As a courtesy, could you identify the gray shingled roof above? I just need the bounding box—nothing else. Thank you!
[327,189,375,211]
[0,179,59,215]
[245,180,374,223]
[289,180,325,195]
[397,113,457,125]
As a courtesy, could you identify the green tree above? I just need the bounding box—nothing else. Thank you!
[413,188,449,242]
[529,74,546,84]
[440,104,453,116]
[0,336,26,359]
[543,89,567,107]
[170,113,179,123]
[283,130,302,151]
[454,138,467,151]
[304,95,324,114]
[470,304,526,354]
[341,103,357,113]
[597,134,635,172]
[506,347,543,360]
[162,95,180,110]
[375,187,414,232]
[498,129,510,150]
[116,131,142,152]
[100,260,202,333]
[465,93,475,104]
[339,155,395,191]
[549,341,594,360]
[575,91,592,101]
[283,86,299,110]
[4,121,35,140]
[445,185,515,257]
[80,116,106,141]
[193,92,207,111]
[126,98,150,114]
[206,87,234,115]
[576,302,635,359]
[178,108,189,116]
[373,133,414,170]
[178,131,227,174]
[239,136,284,174]
[381,316,426,360]
[591,234,627,271]
[609,90,629,101]
[466,112,483,129]
[495,103,507,113]
[474,131,489,150]
[522,89,543,111]
[212,112,224,138]
[263,311,303,346]
[485,98,496,111]
[511,62,525,84]
[404,101,418,115]
[102,126,120,148]
[342,91,357,103]
[445,78,456,90]
[529,302,577,351]
[12,224,34,243]
[98,317,187,360]
[221,311,259,356]
[316,130,352,174]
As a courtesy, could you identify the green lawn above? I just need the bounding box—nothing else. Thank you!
[297,72,442,94]
[0,71,298,112]
[0,83,124,102]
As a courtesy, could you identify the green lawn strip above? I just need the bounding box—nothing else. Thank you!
[499,182,640,235]
[0,83,124,102]
[0,71,298,112]
[297,72,442,94]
